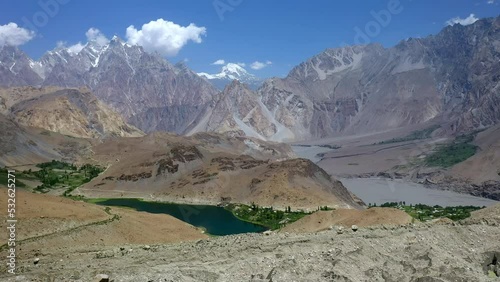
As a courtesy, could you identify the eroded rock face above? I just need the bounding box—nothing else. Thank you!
[185,80,284,140]
[3,88,144,139]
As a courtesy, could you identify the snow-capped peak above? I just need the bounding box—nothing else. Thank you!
[221,63,247,78]
[199,63,250,80]
[198,63,263,90]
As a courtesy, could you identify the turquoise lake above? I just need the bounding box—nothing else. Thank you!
[94,198,267,236]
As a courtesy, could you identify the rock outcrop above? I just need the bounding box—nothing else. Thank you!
[1,87,144,139]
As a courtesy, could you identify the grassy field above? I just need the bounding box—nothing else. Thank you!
[372,202,483,221]
[226,203,311,230]
[376,125,441,145]
[425,133,478,168]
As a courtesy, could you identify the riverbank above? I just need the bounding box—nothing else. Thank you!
[338,172,500,202]
[340,177,498,207]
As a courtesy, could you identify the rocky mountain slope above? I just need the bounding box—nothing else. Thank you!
[0,87,143,139]
[0,37,219,134]
[0,113,61,166]
[0,45,42,87]
[185,80,295,141]
[0,111,97,167]
[189,16,499,141]
[198,62,263,90]
[74,132,361,210]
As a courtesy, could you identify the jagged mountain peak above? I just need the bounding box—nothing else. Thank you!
[225,78,248,90]
[174,61,192,73]
[0,36,219,134]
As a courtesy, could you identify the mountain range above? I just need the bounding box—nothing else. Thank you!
[192,17,500,141]
[0,36,218,135]
[0,16,498,142]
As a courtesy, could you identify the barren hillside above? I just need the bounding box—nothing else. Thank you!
[76,132,362,210]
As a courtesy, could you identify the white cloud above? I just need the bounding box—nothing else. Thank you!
[446,14,479,26]
[487,0,495,4]
[67,42,85,55]
[212,59,225,65]
[126,18,206,56]
[0,22,35,47]
[236,62,246,67]
[85,27,109,46]
[250,61,272,70]
[58,27,109,56]
[55,41,85,55]
[56,41,66,48]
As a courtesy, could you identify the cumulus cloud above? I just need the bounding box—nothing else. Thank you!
[85,27,109,46]
[236,62,246,67]
[59,27,109,55]
[250,61,272,70]
[67,42,85,55]
[126,18,206,56]
[487,0,496,4]
[0,22,35,47]
[212,59,225,65]
[446,14,479,26]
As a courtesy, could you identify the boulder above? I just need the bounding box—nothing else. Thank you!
[337,226,344,234]
[94,274,109,282]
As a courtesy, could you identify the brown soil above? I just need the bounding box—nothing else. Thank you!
[0,188,207,257]
[281,207,413,233]
[449,124,500,183]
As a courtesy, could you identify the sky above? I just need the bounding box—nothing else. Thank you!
[1,0,499,78]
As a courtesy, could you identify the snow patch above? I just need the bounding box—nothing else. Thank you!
[391,57,426,74]
[91,44,109,68]
[310,51,363,80]
[9,62,16,74]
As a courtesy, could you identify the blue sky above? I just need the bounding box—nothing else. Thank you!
[1,0,499,78]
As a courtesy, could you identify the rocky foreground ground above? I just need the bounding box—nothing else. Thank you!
[2,219,499,282]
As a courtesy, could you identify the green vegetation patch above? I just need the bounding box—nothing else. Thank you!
[425,133,478,168]
[376,125,441,145]
[6,160,105,196]
[226,203,311,230]
[370,202,483,221]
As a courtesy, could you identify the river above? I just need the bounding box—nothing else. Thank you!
[292,145,499,207]
[340,178,498,207]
